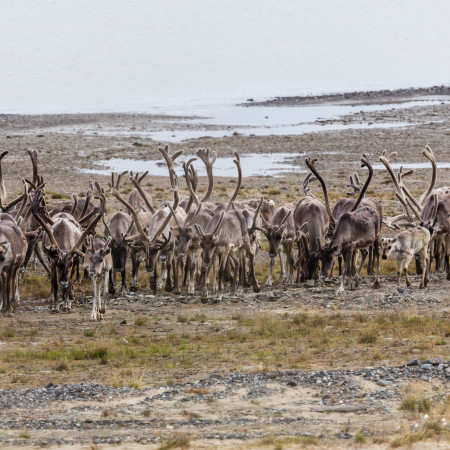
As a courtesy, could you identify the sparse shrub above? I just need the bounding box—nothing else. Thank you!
[134,316,147,326]
[159,434,190,450]
[354,432,366,443]
[358,331,377,344]
[3,329,15,338]
[142,409,151,417]
[54,360,69,372]
[84,329,95,337]
[177,315,188,323]
[18,430,30,439]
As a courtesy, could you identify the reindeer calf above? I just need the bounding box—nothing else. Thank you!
[84,236,112,321]
[385,227,430,289]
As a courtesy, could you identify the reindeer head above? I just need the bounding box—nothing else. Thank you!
[258,210,291,258]
[195,212,224,268]
[85,235,112,277]
[380,237,396,260]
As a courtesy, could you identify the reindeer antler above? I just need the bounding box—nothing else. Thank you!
[195,148,217,203]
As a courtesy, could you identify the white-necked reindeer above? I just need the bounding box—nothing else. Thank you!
[84,235,113,321]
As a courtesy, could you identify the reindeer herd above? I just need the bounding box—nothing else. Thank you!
[0,145,448,320]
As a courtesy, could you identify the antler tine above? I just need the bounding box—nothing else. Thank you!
[70,193,78,216]
[159,145,183,189]
[305,157,335,224]
[226,152,242,211]
[183,158,199,208]
[110,186,148,243]
[261,214,271,229]
[115,171,128,190]
[129,172,156,214]
[27,149,39,186]
[251,197,264,230]
[354,172,362,187]
[186,202,203,228]
[302,173,317,198]
[346,175,361,196]
[138,171,149,183]
[194,223,205,238]
[196,148,217,203]
[78,183,93,221]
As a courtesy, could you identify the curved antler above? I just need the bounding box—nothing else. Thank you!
[305,157,335,225]
[196,148,217,203]
[350,154,373,212]
[419,145,437,206]
[225,152,242,211]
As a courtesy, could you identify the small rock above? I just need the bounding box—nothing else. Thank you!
[406,358,419,367]
[377,379,392,387]
[305,280,315,288]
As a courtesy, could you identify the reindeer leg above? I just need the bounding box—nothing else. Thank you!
[108,268,115,295]
[266,256,275,286]
[367,246,374,275]
[50,262,59,312]
[130,251,138,292]
[101,272,108,314]
[404,253,413,287]
[91,277,98,321]
[211,253,218,296]
[372,244,381,289]
[356,249,368,286]
[419,249,429,289]
[120,269,127,295]
[174,256,181,295]
[229,250,240,297]
[338,255,342,276]
[337,250,351,293]
[165,255,174,292]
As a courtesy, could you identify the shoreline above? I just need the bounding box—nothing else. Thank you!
[241,84,450,107]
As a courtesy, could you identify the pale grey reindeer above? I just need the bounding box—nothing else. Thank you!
[84,235,113,321]
[0,214,28,316]
[385,226,430,288]
[255,205,295,285]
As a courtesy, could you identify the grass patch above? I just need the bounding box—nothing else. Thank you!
[354,431,366,443]
[84,329,95,337]
[358,331,377,344]
[134,316,148,326]
[18,430,31,439]
[158,434,190,450]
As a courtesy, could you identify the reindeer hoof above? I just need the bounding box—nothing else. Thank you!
[373,280,381,289]
[252,283,260,293]
[129,284,138,292]
[165,285,173,293]
[99,306,106,314]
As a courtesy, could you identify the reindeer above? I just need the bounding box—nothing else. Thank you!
[84,235,113,321]
[0,216,27,316]
[316,156,381,293]
[111,147,186,293]
[256,205,295,285]
[385,226,430,288]
[379,146,450,274]
[31,187,105,312]
[195,208,260,301]
[293,168,330,281]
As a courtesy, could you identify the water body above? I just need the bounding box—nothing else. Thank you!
[84,153,450,178]
[1,0,449,114]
